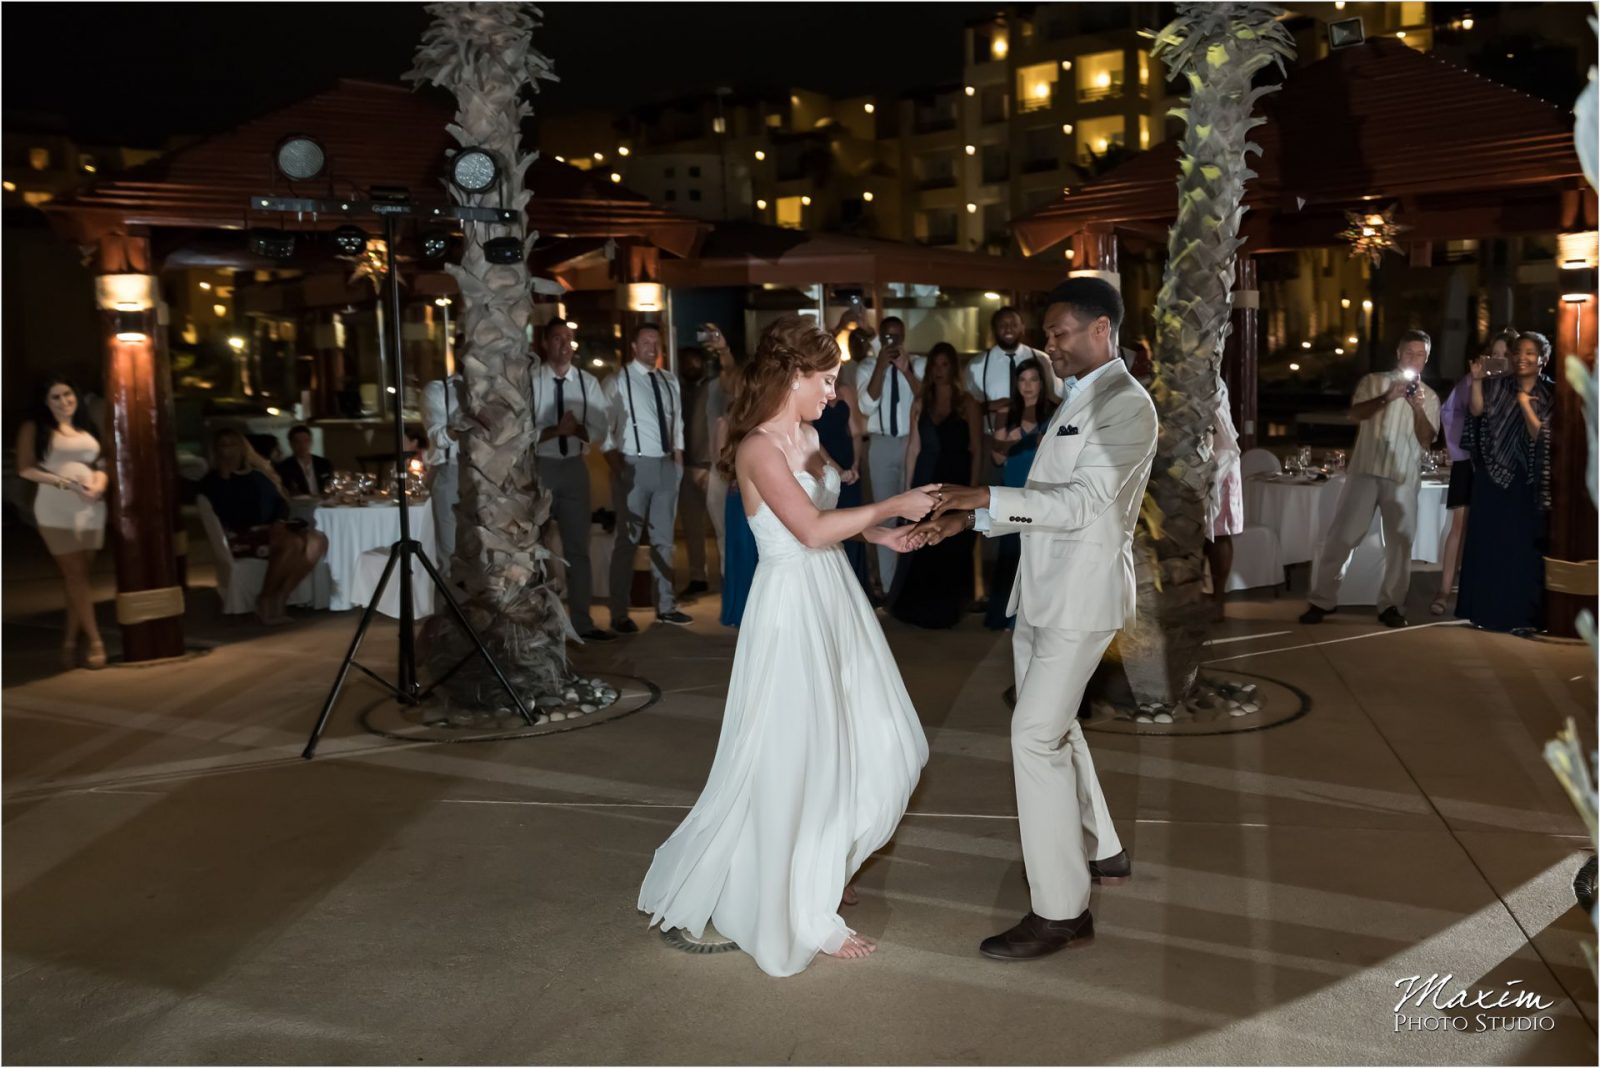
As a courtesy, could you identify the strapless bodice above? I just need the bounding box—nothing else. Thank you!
[747,467,841,563]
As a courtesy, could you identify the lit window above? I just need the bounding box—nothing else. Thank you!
[775,196,805,229]
[992,33,1008,59]
[712,116,727,134]
[1075,116,1126,163]
[29,147,49,170]
[1016,63,1059,113]
[22,191,50,207]
[1139,115,1150,150]
[1077,50,1125,103]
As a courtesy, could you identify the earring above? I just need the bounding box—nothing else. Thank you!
[791,381,800,391]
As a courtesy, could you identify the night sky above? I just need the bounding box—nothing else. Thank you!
[3,2,990,144]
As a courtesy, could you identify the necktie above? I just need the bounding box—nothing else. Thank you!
[554,376,568,456]
[889,366,900,437]
[649,371,671,456]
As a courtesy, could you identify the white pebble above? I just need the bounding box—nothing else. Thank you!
[1153,712,1174,724]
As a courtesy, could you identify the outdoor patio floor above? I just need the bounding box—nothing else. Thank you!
[3,535,1596,1065]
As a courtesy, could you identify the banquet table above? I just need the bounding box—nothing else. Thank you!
[312,501,437,611]
[1244,474,1450,569]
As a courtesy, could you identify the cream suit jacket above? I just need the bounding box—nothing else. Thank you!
[986,358,1158,632]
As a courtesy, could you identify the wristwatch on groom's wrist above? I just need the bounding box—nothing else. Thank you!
[963,510,976,531]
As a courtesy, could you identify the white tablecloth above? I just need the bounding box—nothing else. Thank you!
[313,502,437,611]
[1243,474,1349,566]
[1245,474,1450,569]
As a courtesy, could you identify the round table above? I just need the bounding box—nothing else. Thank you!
[1243,473,1349,566]
[312,501,437,611]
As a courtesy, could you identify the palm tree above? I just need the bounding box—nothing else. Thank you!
[406,3,576,712]
[1116,3,1295,707]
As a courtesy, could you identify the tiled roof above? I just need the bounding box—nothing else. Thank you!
[1012,38,1593,255]
[44,79,703,256]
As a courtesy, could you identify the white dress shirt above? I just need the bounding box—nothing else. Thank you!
[530,361,611,460]
[854,354,928,438]
[968,343,1059,432]
[421,375,465,468]
[1348,371,1440,484]
[603,359,684,459]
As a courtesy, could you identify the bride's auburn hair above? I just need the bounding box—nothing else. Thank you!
[717,315,840,481]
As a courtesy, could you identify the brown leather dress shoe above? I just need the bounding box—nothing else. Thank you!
[1089,849,1132,884]
[979,910,1094,960]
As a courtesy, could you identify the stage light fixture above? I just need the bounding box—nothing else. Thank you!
[420,228,452,260]
[449,147,499,194]
[483,236,522,265]
[249,228,296,261]
[332,225,367,257]
[275,135,326,181]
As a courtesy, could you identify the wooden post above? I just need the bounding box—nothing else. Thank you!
[97,234,185,662]
[1545,289,1599,638]
[1224,256,1260,449]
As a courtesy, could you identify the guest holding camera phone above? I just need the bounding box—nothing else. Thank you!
[200,429,328,626]
[1432,328,1517,615]
[17,377,111,669]
[1455,331,1555,634]
[1301,330,1440,628]
[855,315,923,596]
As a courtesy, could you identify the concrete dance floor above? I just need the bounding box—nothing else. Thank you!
[3,546,1596,1065]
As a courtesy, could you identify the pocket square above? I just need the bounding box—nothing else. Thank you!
[1057,425,1080,436]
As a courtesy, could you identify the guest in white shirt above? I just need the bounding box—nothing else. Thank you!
[532,320,615,642]
[1302,330,1442,628]
[968,306,1057,611]
[421,371,466,576]
[854,315,926,592]
[602,322,691,631]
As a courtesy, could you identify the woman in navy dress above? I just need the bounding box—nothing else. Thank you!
[812,378,869,593]
[718,362,759,627]
[1456,331,1555,633]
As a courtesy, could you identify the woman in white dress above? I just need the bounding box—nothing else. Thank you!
[639,315,936,977]
[16,378,110,669]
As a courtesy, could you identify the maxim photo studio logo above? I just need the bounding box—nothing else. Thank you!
[1392,974,1557,1033]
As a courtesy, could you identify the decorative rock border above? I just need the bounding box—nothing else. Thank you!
[658,926,740,955]
[359,673,659,744]
[1083,669,1311,737]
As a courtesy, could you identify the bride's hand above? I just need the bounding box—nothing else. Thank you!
[889,484,939,522]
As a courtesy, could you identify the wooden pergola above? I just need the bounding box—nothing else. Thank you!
[41,79,702,660]
[1011,38,1597,634]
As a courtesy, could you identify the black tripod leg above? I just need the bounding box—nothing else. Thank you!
[302,544,403,759]
[411,546,536,725]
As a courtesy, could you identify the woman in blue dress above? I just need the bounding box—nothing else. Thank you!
[717,358,759,627]
[985,358,1059,630]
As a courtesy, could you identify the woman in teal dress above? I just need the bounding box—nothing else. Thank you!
[985,358,1058,631]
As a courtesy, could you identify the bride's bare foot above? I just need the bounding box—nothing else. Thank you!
[840,884,860,908]
[824,933,877,960]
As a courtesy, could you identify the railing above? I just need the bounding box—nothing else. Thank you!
[1078,73,1125,103]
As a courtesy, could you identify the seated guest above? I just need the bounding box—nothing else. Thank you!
[274,424,333,497]
[1456,331,1555,634]
[249,432,284,465]
[201,429,328,625]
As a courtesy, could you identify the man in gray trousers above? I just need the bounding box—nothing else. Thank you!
[602,322,691,633]
[531,320,615,642]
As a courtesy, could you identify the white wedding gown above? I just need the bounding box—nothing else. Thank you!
[639,466,929,977]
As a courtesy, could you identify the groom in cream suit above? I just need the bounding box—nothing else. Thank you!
[918,278,1157,960]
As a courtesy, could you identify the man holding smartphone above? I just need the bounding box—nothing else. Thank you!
[855,315,924,594]
[1301,330,1441,628]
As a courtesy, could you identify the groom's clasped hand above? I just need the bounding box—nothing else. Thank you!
[887,483,991,553]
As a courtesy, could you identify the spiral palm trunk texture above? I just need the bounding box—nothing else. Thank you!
[407,3,571,707]
[1119,3,1295,706]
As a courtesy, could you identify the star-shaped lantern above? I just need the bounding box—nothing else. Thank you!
[1340,204,1409,266]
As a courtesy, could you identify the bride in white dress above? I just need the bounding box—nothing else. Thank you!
[639,315,937,977]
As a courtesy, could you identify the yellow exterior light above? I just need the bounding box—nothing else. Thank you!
[992,35,1008,59]
[1340,297,1351,308]
[1061,60,1073,71]
[801,195,812,206]
[592,151,604,161]
[754,150,766,161]
[1361,299,1373,311]
[964,85,976,96]
[618,146,630,157]
[862,191,874,202]
[756,198,768,209]
[610,172,622,183]
[966,202,978,213]
[1062,123,1074,134]
[965,144,976,156]
[864,102,875,114]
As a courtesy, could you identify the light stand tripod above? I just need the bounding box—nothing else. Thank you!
[246,192,534,757]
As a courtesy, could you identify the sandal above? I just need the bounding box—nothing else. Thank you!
[85,640,107,670]
[1429,597,1447,616]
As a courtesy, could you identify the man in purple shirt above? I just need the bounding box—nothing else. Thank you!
[1432,329,1516,614]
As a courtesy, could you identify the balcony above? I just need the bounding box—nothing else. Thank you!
[1078,70,1125,104]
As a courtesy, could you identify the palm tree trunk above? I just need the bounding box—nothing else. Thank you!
[1119,3,1295,707]
[408,2,571,709]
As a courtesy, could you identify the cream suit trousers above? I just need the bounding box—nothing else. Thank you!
[1011,617,1124,921]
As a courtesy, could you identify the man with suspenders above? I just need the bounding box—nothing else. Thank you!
[531,320,615,642]
[602,322,692,633]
